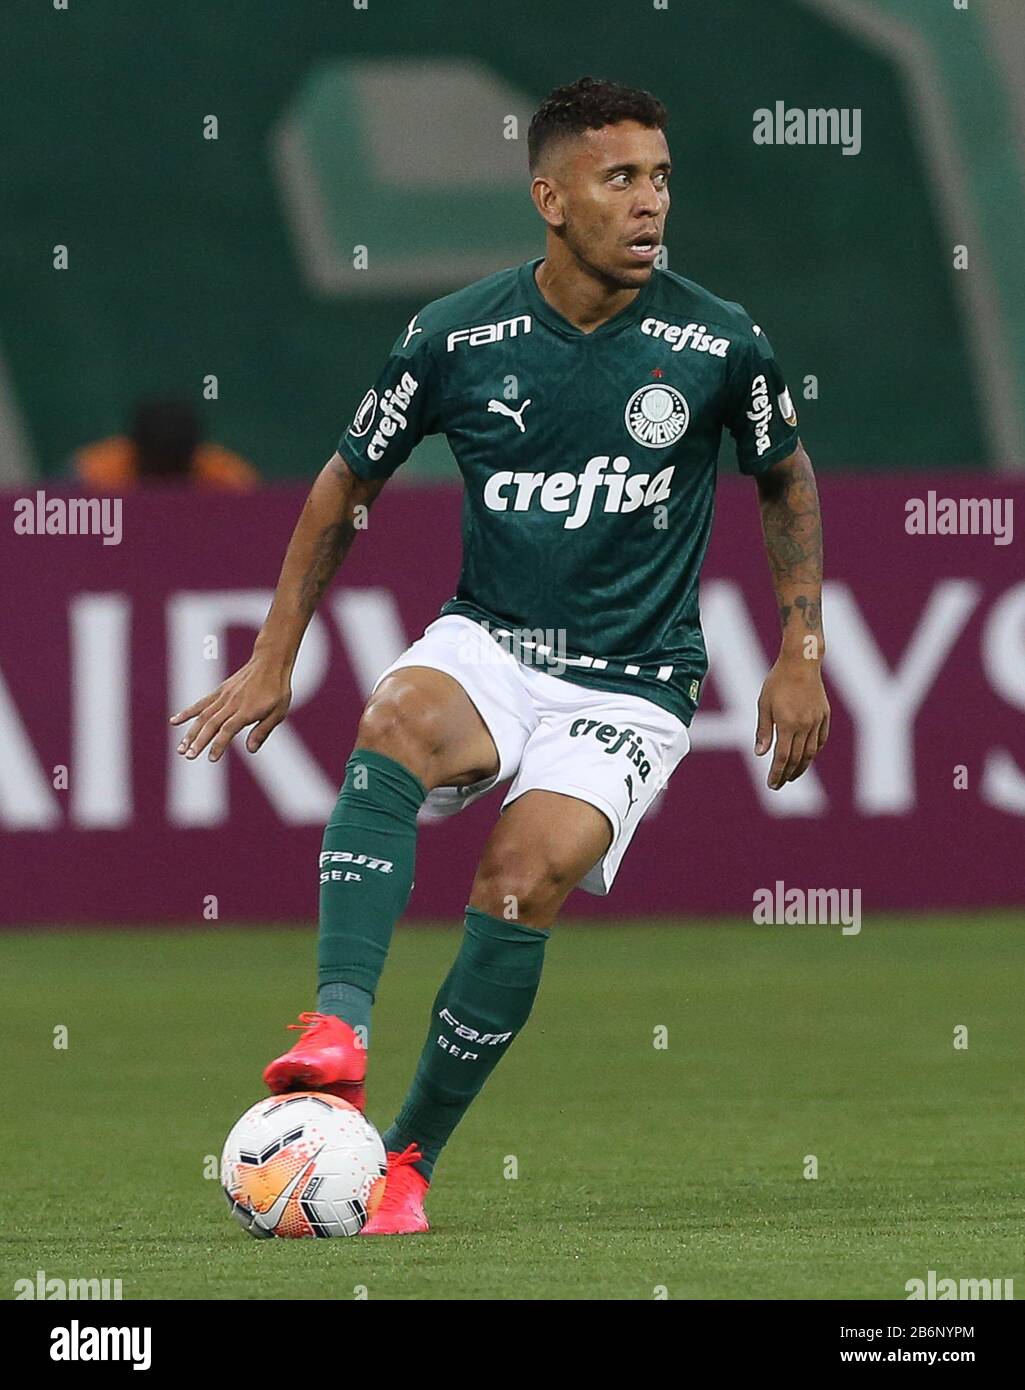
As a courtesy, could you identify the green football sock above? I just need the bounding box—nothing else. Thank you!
[317,749,425,1028]
[383,907,549,1178]
[317,981,374,1049]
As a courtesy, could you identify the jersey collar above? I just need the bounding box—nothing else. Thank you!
[520,256,656,340]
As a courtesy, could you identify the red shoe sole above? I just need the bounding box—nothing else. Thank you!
[264,1066,366,1113]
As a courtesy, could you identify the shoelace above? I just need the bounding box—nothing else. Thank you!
[286,1011,331,1034]
[374,1144,426,1212]
[389,1143,425,1171]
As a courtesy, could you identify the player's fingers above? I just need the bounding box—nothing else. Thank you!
[178,701,226,755]
[776,726,808,786]
[246,709,284,754]
[207,712,251,763]
[754,697,773,756]
[767,727,797,789]
[817,708,831,751]
[788,724,820,782]
[169,690,221,727]
[183,703,233,759]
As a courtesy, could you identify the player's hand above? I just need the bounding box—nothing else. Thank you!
[754,656,830,790]
[169,656,293,762]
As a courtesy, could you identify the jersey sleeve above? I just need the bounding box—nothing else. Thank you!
[723,316,800,474]
[337,320,442,480]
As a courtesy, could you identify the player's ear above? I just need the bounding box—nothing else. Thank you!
[530,175,566,229]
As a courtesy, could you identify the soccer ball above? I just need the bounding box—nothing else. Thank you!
[221,1092,387,1238]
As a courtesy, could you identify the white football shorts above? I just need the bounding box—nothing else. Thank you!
[371,614,690,895]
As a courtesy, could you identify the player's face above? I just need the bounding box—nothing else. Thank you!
[553,121,671,288]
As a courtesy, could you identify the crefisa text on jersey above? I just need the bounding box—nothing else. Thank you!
[483,454,674,529]
[640,317,730,357]
[365,372,419,463]
[747,375,774,457]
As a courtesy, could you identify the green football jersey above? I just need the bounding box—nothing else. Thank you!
[339,258,800,726]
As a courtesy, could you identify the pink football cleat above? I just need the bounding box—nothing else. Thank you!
[360,1144,431,1235]
[263,1012,367,1112]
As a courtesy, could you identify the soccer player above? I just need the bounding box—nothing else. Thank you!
[171,77,829,1235]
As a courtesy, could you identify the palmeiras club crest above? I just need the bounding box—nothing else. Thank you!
[624,383,690,449]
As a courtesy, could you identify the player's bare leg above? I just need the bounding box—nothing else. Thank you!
[355,666,501,790]
[468,789,612,928]
[363,790,611,1234]
[264,666,499,1108]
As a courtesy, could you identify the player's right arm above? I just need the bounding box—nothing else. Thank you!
[170,313,441,762]
[169,453,383,762]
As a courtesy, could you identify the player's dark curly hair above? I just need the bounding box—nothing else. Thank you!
[527,76,668,173]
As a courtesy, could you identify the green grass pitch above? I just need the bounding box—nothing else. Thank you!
[1,915,1021,1300]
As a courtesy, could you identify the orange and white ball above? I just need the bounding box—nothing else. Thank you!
[221,1092,386,1238]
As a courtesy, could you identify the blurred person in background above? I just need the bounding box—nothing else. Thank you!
[72,397,259,490]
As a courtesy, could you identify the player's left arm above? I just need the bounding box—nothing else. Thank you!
[753,442,830,789]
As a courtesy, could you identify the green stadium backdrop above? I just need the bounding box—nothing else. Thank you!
[3,0,1025,483]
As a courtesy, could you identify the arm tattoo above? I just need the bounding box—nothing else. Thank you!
[298,516,357,618]
[778,594,822,633]
[757,449,824,638]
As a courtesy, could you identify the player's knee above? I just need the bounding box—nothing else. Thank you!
[471,847,572,926]
[355,680,449,781]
